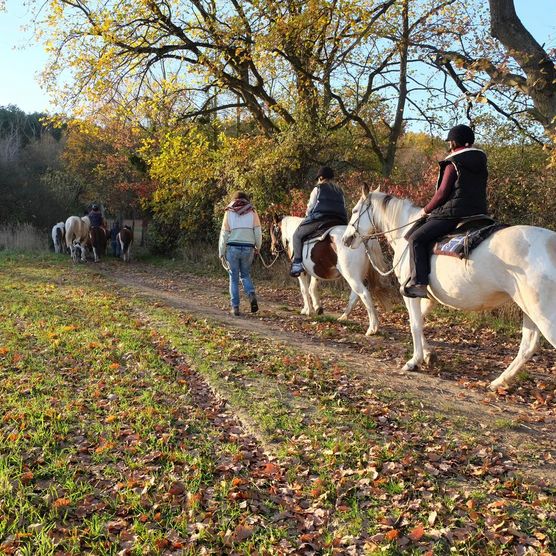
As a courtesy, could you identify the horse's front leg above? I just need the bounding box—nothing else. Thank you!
[420,298,436,365]
[401,297,426,371]
[80,242,87,262]
[298,274,314,315]
[308,277,323,315]
[338,290,359,321]
[342,276,379,335]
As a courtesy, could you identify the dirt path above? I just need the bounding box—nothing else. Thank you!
[94,260,556,484]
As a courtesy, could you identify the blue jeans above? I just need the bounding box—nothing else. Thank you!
[111,240,121,257]
[226,245,255,308]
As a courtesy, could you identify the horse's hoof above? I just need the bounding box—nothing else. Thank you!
[338,314,348,322]
[402,361,418,372]
[489,379,507,391]
[316,307,323,315]
[365,327,379,336]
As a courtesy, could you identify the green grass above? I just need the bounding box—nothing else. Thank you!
[0,252,554,555]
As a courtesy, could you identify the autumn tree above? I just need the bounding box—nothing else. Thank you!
[417,0,556,144]
[35,0,468,177]
[59,117,155,218]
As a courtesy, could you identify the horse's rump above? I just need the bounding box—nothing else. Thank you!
[65,216,90,246]
[89,226,107,253]
[118,227,133,251]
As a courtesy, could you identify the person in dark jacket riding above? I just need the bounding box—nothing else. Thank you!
[88,204,105,228]
[290,166,348,277]
[404,124,489,298]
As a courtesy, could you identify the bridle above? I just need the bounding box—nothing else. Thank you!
[347,195,421,277]
[270,223,285,256]
[349,195,422,243]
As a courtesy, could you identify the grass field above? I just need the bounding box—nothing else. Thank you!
[0,253,554,555]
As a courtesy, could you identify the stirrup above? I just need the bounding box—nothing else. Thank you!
[290,262,305,277]
[402,283,429,298]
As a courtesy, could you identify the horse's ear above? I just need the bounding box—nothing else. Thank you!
[374,185,381,193]
[362,182,370,197]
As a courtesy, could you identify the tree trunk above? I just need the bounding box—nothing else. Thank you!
[382,0,409,177]
[488,0,556,134]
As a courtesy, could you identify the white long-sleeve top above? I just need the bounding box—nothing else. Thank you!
[305,187,319,216]
[218,210,262,257]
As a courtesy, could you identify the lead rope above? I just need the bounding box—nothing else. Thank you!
[257,251,281,269]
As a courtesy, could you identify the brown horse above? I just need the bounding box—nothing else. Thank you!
[89,226,107,262]
[117,226,133,262]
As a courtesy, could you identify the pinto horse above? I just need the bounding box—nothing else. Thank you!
[65,215,90,262]
[89,226,107,262]
[342,185,556,390]
[117,226,133,262]
[51,222,65,253]
[270,215,392,336]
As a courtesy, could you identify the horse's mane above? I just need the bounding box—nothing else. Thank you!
[370,192,419,233]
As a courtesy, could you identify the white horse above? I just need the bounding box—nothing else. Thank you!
[51,222,65,253]
[65,215,91,263]
[270,215,392,336]
[342,185,556,390]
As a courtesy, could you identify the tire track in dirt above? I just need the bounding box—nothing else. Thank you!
[95,263,556,484]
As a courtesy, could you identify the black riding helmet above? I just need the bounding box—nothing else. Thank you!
[91,204,99,210]
[445,124,475,147]
[316,166,334,180]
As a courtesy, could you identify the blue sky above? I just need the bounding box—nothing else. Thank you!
[0,1,554,114]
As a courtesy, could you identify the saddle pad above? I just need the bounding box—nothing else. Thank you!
[433,224,508,259]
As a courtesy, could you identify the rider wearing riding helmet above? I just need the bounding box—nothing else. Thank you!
[404,124,489,298]
[290,166,348,277]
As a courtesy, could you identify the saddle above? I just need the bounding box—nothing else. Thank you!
[432,216,507,259]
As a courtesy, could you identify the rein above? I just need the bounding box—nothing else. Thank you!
[363,239,408,277]
[351,196,420,277]
[350,195,423,241]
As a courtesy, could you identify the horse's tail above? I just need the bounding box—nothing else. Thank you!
[364,239,396,311]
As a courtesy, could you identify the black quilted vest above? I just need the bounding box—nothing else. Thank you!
[308,182,347,222]
[429,148,488,219]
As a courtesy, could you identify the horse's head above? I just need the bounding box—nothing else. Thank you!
[343,183,377,248]
[269,214,285,256]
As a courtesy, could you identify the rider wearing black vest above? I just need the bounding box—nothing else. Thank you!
[88,204,104,228]
[404,124,489,298]
[429,149,488,219]
[290,166,347,277]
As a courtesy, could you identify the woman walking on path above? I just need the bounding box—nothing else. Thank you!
[218,191,262,316]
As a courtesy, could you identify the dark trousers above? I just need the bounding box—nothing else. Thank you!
[408,218,458,284]
[292,220,325,262]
